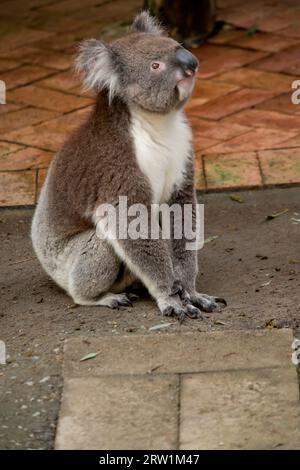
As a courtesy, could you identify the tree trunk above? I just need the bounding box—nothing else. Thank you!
[144,0,216,45]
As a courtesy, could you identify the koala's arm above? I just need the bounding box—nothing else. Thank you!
[168,157,198,296]
[168,157,227,312]
[94,183,190,319]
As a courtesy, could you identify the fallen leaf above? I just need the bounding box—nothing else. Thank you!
[260,280,272,287]
[265,319,282,329]
[67,304,78,309]
[147,364,163,373]
[289,259,300,264]
[230,194,244,203]
[149,322,172,331]
[265,319,276,329]
[204,235,218,244]
[266,209,288,220]
[79,352,100,362]
[214,320,227,325]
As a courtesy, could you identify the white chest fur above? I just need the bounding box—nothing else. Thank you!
[130,108,192,204]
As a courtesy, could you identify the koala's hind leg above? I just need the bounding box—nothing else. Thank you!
[67,230,135,308]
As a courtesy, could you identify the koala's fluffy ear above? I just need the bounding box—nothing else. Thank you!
[75,39,119,103]
[131,11,165,35]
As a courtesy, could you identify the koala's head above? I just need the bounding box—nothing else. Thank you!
[76,11,199,113]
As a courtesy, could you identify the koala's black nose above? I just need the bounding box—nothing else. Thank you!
[175,48,198,75]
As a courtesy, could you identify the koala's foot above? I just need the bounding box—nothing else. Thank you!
[189,293,227,313]
[74,292,134,309]
[169,281,226,316]
[157,294,202,322]
[101,292,135,309]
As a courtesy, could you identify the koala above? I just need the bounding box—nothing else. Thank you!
[31,11,226,320]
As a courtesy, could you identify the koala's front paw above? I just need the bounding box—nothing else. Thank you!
[157,294,202,322]
[157,294,186,322]
[189,292,227,313]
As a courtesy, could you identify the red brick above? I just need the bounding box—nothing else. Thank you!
[194,155,205,191]
[218,3,288,29]
[198,46,268,78]
[0,147,53,171]
[186,80,239,113]
[204,152,262,190]
[252,45,300,74]
[215,68,297,94]
[37,168,48,198]
[1,124,65,152]
[22,49,73,71]
[1,65,56,90]
[223,109,300,132]
[32,35,77,54]
[189,116,251,141]
[0,171,36,206]
[256,9,300,33]
[41,107,92,133]
[204,128,298,154]
[229,32,300,53]
[193,136,219,153]
[278,25,300,40]
[37,70,79,92]
[0,103,24,115]
[9,85,93,112]
[271,134,300,149]
[193,44,227,61]
[256,93,300,116]
[0,29,55,53]
[0,46,41,61]
[208,29,245,45]
[217,8,262,30]
[43,0,105,13]
[0,46,73,71]
[0,58,19,73]
[2,107,92,150]
[37,72,95,98]
[259,148,300,185]
[0,141,24,157]
[0,107,59,134]
[194,88,274,120]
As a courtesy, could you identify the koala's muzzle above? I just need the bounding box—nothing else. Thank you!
[175,49,198,76]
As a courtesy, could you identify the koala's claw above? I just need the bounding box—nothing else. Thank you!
[158,293,203,322]
[110,293,133,309]
[215,297,227,306]
[161,305,186,322]
[190,293,227,313]
[185,304,203,319]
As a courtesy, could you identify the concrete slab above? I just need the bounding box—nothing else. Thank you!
[55,329,299,450]
[63,330,294,377]
[55,375,179,450]
[180,367,300,450]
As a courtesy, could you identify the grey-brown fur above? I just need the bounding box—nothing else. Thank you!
[31,11,226,318]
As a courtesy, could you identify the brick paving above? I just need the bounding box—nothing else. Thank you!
[55,330,300,449]
[0,0,300,205]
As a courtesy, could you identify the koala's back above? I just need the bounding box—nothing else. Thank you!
[31,95,150,277]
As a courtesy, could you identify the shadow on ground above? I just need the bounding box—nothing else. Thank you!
[0,187,299,449]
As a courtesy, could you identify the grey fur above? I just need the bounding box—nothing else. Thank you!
[131,10,165,35]
[76,11,195,113]
[31,11,226,318]
[75,40,119,103]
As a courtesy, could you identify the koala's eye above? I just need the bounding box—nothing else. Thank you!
[151,62,160,70]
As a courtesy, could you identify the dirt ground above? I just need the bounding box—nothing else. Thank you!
[0,187,300,449]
